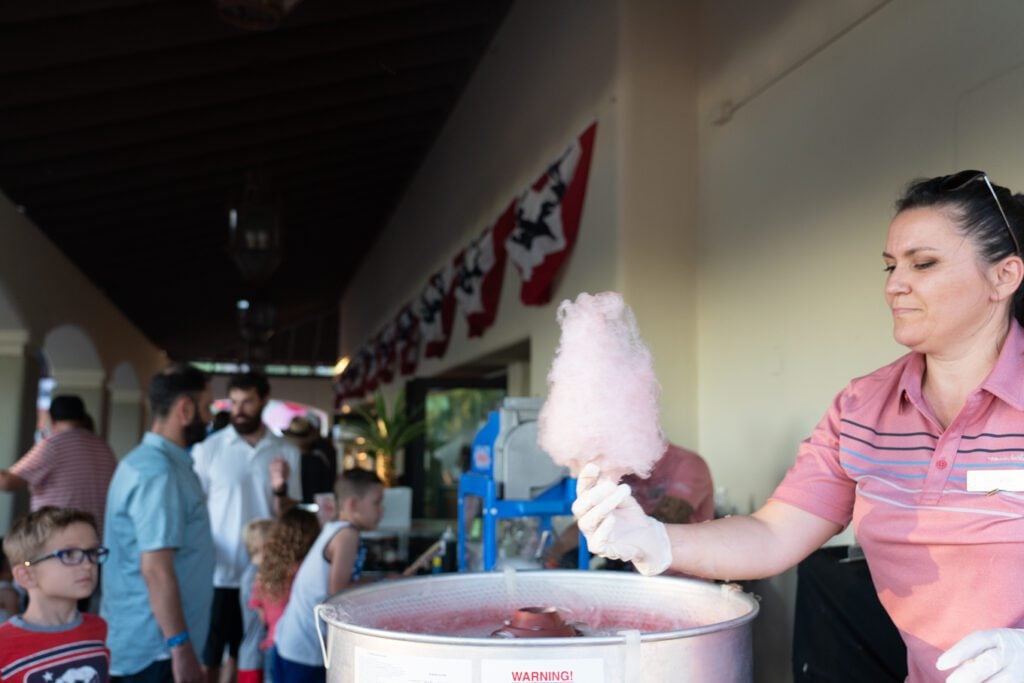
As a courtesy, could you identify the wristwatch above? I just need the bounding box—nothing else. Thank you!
[273,484,288,497]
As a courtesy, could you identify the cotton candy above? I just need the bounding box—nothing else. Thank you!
[538,291,666,482]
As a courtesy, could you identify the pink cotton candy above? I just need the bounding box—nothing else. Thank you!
[538,291,666,482]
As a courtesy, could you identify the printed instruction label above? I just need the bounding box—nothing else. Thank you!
[355,647,472,682]
[482,658,605,683]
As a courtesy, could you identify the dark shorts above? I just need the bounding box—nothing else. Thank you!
[202,587,243,666]
[112,659,172,683]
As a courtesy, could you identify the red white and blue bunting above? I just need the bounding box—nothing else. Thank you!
[336,122,596,400]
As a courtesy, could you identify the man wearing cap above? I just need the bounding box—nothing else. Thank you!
[0,394,118,531]
[543,443,714,572]
[282,415,337,504]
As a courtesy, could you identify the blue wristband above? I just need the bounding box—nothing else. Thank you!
[166,631,190,649]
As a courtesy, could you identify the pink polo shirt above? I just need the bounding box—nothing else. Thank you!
[772,321,1024,683]
[624,444,714,524]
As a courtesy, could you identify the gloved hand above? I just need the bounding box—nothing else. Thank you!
[936,628,1024,682]
[571,463,671,576]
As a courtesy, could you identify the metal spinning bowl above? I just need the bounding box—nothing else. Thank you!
[316,570,759,682]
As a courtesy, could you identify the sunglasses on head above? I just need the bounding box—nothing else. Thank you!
[24,546,109,567]
[938,169,1020,255]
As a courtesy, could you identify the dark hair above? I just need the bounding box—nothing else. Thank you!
[335,467,384,503]
[227,372,270,399]
[149,363,208,418]
[897,172,1024,325]
[49,395,86,423]
[211,410,232,432]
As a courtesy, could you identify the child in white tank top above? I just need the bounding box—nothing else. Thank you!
[272,469,385,683]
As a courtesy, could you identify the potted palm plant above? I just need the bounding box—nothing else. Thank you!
[349,389,425,487]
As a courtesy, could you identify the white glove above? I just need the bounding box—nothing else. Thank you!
[571,463,671,576]
[936,628,1024,682]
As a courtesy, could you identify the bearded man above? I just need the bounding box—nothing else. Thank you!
[102,363,216,683]
[191,372,300,683]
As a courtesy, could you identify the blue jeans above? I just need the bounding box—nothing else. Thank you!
[271,649,325,683]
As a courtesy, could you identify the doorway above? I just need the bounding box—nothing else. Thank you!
[405,376,506,519]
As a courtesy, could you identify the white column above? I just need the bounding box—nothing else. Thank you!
[0,330,33,534]
[107,388,143,458]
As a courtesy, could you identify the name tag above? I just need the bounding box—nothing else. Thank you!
[966,469,1024,492]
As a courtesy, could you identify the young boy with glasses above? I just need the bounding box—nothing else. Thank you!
[0,506,111,683]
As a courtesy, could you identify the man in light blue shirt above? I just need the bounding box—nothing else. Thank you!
[102,365,215,683]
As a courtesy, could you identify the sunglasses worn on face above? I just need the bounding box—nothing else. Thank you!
[938,169,1021,255]
[24,546,109,567]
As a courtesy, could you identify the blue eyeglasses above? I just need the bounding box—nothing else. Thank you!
[24,546,109,567]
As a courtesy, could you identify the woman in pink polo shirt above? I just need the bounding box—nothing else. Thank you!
[573,171,1024,683]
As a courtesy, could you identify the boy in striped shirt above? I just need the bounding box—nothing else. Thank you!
[0,507,110,683]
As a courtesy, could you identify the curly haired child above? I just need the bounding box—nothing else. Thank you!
[238,518,273,683]
[249,508,320,672]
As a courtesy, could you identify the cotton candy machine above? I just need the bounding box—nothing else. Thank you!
[315,570,759,682]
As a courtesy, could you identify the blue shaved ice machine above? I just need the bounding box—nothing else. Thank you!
[457,397,588,571]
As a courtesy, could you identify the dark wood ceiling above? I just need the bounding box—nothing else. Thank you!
[0,0,511,366]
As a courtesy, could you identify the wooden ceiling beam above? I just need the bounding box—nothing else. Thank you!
[28,152,413,221]
[6,110,441,190]
[0,0,457,71]
[36,176,396,234]
[0,90,450,182]
[0,0,162,25]
[12,132,427,208]
[0,17,488,109]
[0,72,456,160]
[111,282,347,332]
[0,57,466,141]
[29,192,396,249]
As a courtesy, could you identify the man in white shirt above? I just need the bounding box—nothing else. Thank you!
[191,372,301,683]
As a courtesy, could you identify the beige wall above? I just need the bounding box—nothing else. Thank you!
[618,1,700,444]
[339,0,1024,680]
[0,194,166,383]
[340,0,623,396]
[697,0,1024,678]
[0,192,164,532]
[340,1,703,425]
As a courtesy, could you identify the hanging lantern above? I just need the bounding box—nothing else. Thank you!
[238,298,276,368]
[238,299,276,343]
[228,171,283,285]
